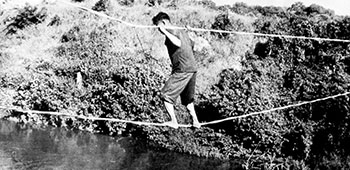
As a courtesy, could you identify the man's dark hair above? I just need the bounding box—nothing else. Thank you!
[152,12,170,25]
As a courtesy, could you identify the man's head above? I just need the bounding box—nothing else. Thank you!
[152,12,170,26]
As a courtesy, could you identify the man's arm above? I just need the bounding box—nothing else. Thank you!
[159,26,181,47]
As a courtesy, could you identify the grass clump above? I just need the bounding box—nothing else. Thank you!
[4,4,48,35]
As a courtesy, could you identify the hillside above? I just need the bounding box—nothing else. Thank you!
[1,0,350,169]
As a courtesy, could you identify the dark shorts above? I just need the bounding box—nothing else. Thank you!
[161,72,196,105]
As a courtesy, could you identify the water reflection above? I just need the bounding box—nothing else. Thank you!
[0,120,240,170]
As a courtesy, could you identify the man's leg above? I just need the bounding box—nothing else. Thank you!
[186,103,201,128]
[180,73,201,128]
[161,72,194,129]
[163,101,179,129]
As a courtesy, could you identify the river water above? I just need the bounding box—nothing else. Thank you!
[0,119,240,170]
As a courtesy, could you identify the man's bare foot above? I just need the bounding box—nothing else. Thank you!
[192,121,201,128]
[163,121,179,129]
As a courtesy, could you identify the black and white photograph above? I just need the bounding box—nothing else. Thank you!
[1,0,350,169]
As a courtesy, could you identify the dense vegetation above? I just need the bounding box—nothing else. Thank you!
[1,0,350,169]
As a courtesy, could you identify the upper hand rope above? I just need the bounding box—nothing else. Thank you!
[1,91,350,127]
[57,0,350,43]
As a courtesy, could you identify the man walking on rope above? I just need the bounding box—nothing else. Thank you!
[152,12,201,129]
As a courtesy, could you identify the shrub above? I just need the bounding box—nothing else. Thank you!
[211,13,232,38]
[140,126,246,160]
[12,75,80,127]
[195,0,216,9]
[92,0,110,12]
[55,23,168,134]
[197,53,288,154]
[60,26,80,43]
[48,15,62,26]
[146,0,162,6]
[230,2,251,15]
[119,0,134,6]
[254,11,350,167]
[5,4,47,35]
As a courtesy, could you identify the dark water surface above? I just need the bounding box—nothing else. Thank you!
[0,120,240,170]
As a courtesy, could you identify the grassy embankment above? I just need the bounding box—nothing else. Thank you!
[0,0,255,165]
[0,1,253,122]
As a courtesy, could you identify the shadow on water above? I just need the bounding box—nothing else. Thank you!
[0,119,240,170]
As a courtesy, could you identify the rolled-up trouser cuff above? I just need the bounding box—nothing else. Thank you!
[162,94,176,104]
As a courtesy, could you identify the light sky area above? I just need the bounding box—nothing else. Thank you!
[212,0,350,16]
[1,0,349,16]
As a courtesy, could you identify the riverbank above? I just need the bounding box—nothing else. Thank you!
[0,118,242,170]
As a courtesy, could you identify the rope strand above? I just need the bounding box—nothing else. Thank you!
[57,0,350,43]
[201,92,350,125]
[0,106,192,127]
[1,92,349,127]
